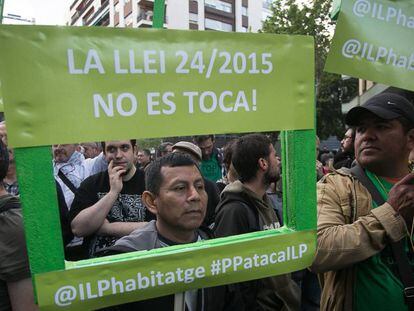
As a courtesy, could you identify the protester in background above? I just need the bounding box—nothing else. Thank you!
[3,149,18,196]
[81,142,102,159]
[53,142,107,260]
[137,148,151,171]
[312,93,414,310]
[53,143,106,209]
[215,134,300,310]
[194,135,224,182]
[333,128,355,169]
[216,139,239,193]
[157,142,173,158]
[70,140,152,258]
[316,136,325,181]
[320,152,334,175]
[0,140,37,310]
[172,141,220,228]
[103,153,224,310]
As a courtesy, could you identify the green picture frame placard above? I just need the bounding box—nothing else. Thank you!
[1,1,316,309]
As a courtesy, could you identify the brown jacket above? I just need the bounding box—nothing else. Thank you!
[311,169,407,311]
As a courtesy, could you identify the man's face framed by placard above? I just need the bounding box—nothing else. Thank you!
[0,23,316,310]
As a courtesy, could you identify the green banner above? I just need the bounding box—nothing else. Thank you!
[0,26,314,148]
[0,80,3,113]
[325,0,414,91]
[35,229,315,310]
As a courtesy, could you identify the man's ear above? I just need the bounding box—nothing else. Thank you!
[142,191,158,215]
[258,157,268,171]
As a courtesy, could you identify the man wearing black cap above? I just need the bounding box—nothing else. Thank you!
[312,93,414,311]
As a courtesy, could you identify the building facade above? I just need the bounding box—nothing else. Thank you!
[69,0,273,32]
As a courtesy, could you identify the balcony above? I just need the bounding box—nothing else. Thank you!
[137,10,154,27]
[70,0,94,25]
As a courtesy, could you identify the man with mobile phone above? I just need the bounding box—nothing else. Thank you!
[69,140,153,258]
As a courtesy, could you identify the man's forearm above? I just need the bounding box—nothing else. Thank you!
[97,221,148,238]
[71,191,118,237]
[8,278,38,311]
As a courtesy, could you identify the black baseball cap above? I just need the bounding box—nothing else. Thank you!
[346,93,414,126]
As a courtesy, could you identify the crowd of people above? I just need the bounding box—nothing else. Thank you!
[1,92,414,310]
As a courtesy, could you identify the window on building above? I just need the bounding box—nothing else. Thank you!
[205,18,232,31]
[241,6,247,16]
[205,0,232,13]
[189,13,198,23]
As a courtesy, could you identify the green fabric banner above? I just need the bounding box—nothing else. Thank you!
[326,0,414,91]
[35,229,315,310]
[0,81,3,113]
[0,26,314,148]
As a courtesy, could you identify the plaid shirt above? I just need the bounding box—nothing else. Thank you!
[4,181,19,196]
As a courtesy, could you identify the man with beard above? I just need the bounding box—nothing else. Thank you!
[214,134,300,310]
[69,140,152,258]
[333,128,355,169]
[312,93,414,310]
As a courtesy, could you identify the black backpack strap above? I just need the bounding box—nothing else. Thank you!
[57,169,78,193]
[350,164,384,204]
[350,164,414,309]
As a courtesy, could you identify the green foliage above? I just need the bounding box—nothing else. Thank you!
[137,138,162,150]
[262,0,358,139]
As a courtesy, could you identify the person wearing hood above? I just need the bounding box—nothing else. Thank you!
[214,133,300,311]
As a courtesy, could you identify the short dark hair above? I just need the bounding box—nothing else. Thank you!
[397,116,414,133]
[193,135,214,145]
[0,140,9,181]
[222,139,237,172]
[232,134,272,183]
[158,142,173,156]
[101,139,136,152]
[141,148,151,157]
[145,153,200,195]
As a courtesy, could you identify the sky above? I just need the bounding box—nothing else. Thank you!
[3,0,69,25]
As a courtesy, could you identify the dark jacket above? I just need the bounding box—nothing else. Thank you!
[203,178,220,227]
[214,182,300,311]
[101,221,225,311]
[333,150,354,169]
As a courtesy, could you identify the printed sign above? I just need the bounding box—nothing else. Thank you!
[325,0,414,91]
[0,26,314,148]
[35,230,315,310]
[1,24,316,310]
